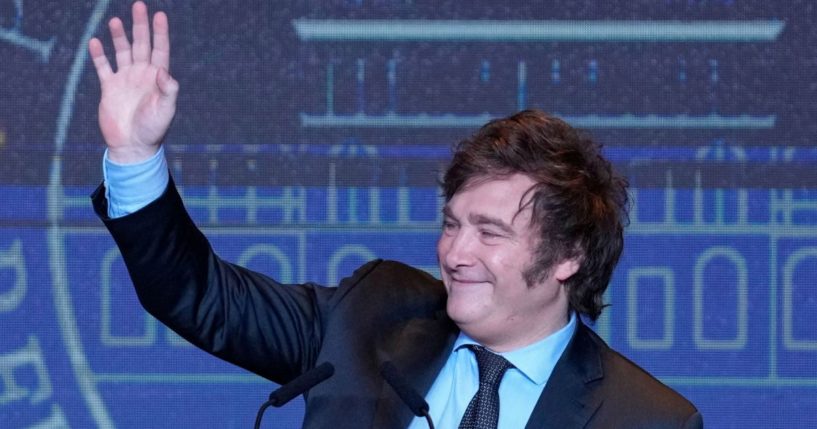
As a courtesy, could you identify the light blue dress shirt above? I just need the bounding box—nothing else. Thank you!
[408,312,576,429]
[102,150,578,428]
[102,147,169,218]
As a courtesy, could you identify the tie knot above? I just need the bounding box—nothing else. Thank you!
[469,345,513,388]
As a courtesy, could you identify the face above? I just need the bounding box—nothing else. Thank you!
[437,174,579,351]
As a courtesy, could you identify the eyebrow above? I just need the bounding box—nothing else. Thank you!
[470,213,516,236]
[442,206,516,236]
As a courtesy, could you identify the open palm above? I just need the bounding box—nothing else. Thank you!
[89,1,178,164]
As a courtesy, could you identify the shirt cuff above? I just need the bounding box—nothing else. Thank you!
[103,146,170,218]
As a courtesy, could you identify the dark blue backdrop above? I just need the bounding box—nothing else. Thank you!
[1,1,816,427]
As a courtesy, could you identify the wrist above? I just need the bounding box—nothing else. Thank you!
[106,145,161,165]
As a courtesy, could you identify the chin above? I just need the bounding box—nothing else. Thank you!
[445,300,482,326]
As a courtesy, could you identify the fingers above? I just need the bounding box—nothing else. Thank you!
[108,17,132,69]
[131,1,151,63]
[97,1,168,76]
[88,38,113,82]
[156,67,179,98]
[156,67,180,114]
[151,12,170,70]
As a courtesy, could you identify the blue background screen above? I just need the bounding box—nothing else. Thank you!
[1,1,815,427]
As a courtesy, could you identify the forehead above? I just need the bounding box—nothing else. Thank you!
[446,174,536,224]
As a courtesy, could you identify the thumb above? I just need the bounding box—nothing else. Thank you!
[156,67,179,100]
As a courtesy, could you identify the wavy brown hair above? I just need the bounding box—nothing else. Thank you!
[442,110,629,320]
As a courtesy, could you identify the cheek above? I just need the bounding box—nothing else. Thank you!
[436,234,449,258]
[488,248,531,285]
[487,249,520,272]
[436,235,449,282]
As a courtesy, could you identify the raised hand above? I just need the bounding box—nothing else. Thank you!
[89,1,178,164]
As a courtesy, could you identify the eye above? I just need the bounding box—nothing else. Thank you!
[479,229,501,239]
[442,219,459,232]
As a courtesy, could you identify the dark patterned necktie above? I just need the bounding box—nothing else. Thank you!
[458,345,514,429]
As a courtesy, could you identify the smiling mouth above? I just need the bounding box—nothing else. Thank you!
[450,278,486,285]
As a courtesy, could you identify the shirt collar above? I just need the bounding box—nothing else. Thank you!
[454,312,577,385]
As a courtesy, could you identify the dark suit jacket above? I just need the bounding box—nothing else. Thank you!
[93,180,702,428]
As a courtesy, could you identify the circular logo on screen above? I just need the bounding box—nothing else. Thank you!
[39,3,269,427]
[44,1,119,427]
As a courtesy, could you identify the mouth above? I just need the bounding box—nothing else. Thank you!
[448,277,487,287]
[452,278,482,283]
[442,267,489,288]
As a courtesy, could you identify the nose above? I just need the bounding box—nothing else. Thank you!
[440,228,476,269]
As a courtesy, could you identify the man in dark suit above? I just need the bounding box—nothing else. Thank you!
[89,2,702,428]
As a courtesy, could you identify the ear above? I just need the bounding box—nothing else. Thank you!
[552,257,580,282]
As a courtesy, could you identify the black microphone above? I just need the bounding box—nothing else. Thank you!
[380,361,435,429]
[268,362,335,407]
[254,362,335,429]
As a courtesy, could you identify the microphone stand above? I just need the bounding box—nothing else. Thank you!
[254,362,335,429]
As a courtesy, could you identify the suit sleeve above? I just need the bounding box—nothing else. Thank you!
[92,177,335,384]
[682,411,703,429]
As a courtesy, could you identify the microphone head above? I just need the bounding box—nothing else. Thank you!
[380,361,430,416]
[269,362,335,407]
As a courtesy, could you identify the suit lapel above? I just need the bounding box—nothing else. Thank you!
[368,310,606,428]
[525,321,605,429]
[372,310,458,428]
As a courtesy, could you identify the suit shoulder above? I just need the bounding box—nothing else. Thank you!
[333,259,445,304]
[369,259,440,283]
[585,328,701,426]
[343,260,440,287]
